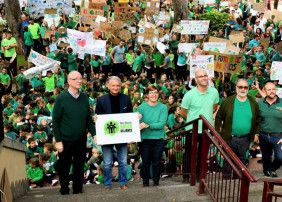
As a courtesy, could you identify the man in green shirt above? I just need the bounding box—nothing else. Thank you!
[2,31,18,76]
[0,67,11,92]
[257,82,282,178]
[215,79,261,177]
[28,18,41,52]
[53,71,95,195]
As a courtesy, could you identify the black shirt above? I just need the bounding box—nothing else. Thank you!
[109,93,120,114]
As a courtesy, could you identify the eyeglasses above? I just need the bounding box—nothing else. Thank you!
[237,86,249,90]
[70,78,83,81]
[148,91,158,95]
[196,75,208,79]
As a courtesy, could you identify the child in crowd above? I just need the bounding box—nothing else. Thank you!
[26,138,43,160]
[27,158,44,188]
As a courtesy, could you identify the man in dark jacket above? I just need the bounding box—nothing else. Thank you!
[215,79,261,166]
[16,14,28,53]
[95,76,133,190]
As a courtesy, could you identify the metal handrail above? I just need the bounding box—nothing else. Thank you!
[166,118,200,135]
[262,179,282,202]
[199,114,256,183]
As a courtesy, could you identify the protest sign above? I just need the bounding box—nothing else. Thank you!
[92,40,107,57]
[96,15,107,23]
[277,88,282,98]
[119,30,131,41]
[27,0,72,17]
[260,38,270,49]
[202,51,243,74]
[118,0,129,2]
[145,1,160,16]
[229,31,244,43]
[44,14,60,27]
[253,3,265,12]
[190,55,214,78]
[181,20,210,35]
[224,45,240,55]
[156,42,166,54]
[137,27,159,45]
[44,30,56,39]
[59,42,70,48]
[178,43,198,55]
[272,10,282,21]
[58,28,67,38]
[209,36,233,46]
[96,113,141,145]
[49,43,57,52]
[80,0,109,24]
[44,9,57,15]
[203,42,226,53]
[23,62,58,79]
[270,61,282,81]
[67,29,97,58]
[198,0,215,4]
[28,50,61,66]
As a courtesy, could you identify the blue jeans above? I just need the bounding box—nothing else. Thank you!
[102,143,128,188]
[140,139,164,185]
[259,134,282,175]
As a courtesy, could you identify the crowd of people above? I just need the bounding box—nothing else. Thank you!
[0,0,281,195]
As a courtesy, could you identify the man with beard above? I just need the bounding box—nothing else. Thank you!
[215,79,261,168]
[256,82,282,178]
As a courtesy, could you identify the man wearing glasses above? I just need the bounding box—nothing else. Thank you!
[180,69,219,180]
[215,79,261,167]
[53,71,96,195]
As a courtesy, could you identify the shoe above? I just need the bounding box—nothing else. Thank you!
[86,180,91,185]
[114,161,119,166]
[270,171,278,178]
[153,182,159,186]
[119,184,129,189]
[52,179,58,186]
[143,184,149,187]
[104,187,111,191]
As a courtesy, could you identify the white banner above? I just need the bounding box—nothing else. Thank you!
[203,42,226,53]
[96,113,141,145]
[44,14,60,27]
[190,55,214,78]
[23,62,58,79]
[270,61,282,81]
[181,20,210,35]
[93,40,107,57]
[27,0,72,17]
[28,50,61,66]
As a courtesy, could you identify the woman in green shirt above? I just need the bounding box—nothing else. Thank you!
[137,85,168,187]
[67,48,78,72]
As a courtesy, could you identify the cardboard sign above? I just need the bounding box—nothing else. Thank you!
[260,38,270,49]
[229,31,244,43]
[181,20,210,35]
[96,113,141,145]
[58,28,67,38]
[178,43,198,55]
[270,61,282,81]
[44,9,57,15]
[59,42,70,48]
[275,41,282,54]
[224,45,240,55]
[118,0,129,2]
[190,55,214,78]
[203,51,243,73]
[44,30,56,39]
[137,27,159,45]
[119,29,131,41]
[253,3,265,12]
[209,36,233,46]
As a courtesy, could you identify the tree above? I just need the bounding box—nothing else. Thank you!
[274,0,279,9]
[172,0,189,23]
[4,0,23,54]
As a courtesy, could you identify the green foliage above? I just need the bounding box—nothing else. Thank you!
[200,10,229,35]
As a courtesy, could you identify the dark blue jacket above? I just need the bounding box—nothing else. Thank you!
[95,93,133,115]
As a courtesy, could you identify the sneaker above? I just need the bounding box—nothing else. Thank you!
[52,179,58,186]
[256,154,262,158]
[86,180,91,185]
[161,175,169,178]
[114,161,119,166]
[270,171,278,178]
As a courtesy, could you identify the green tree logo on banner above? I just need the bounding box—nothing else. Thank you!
[104,120,119,136]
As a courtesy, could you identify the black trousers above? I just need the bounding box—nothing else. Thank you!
[58,138,86,193]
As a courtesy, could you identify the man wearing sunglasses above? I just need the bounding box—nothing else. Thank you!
[215,79,261,169]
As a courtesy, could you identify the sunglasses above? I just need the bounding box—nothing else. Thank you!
[237,86,249,90]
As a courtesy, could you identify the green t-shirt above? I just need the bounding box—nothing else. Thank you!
[258,97,282,133]
[24,31,34,46]
[0,73,11,85]
[16,74,26,88]
[68,54,78,71]
[125,53,134,65]
[231,97,252,135]
[90,59,101,68]
[28,23,40,39]
[132,56,142,72]
[153,53,163,67]
[248,89,258,99]
[42,75,55,92]
[137,102,168,140]
[34,131,48,141]
[181,86,219,133]
[2,37,17,57]
[4,108,14,116]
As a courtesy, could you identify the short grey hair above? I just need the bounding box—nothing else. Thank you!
[235,79,248,86]
[67,71,80,80]
[108,76,121,84]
